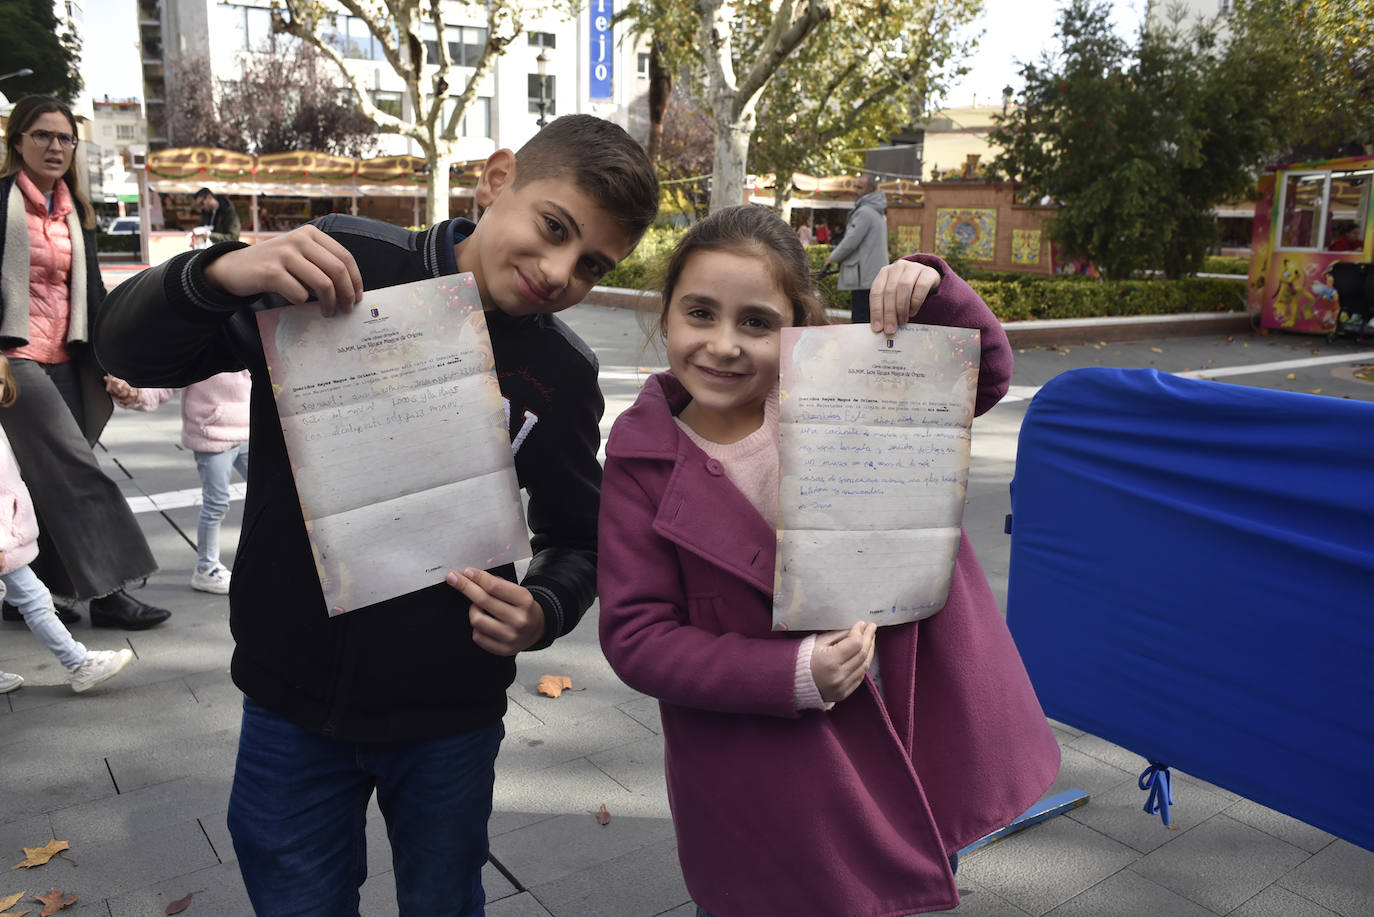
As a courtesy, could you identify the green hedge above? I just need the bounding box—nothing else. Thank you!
[96,232,139,253]
[1201,256,1249,275]
[967,276,1247,322]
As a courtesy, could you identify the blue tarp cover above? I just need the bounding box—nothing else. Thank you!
[1007,368,1374,851]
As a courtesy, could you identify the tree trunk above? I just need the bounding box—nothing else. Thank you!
[773,176,794,221]
[426,148,452,226]
[709,110,754,213]
[645,43,671,167]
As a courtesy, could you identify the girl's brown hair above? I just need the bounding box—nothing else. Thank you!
[2,95,95,230]
[657,205,828,332]
[0,355,16,408]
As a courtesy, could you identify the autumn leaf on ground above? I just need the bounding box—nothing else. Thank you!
[596,804,611,826]
[1285,373,1297,380]
[1150,347,1164,353]
[537,675,573,698]
[11,841,70,870]
[0,908,31,917]
[165,889,203,914]
[33,890,76,916]
[0,892,25,912]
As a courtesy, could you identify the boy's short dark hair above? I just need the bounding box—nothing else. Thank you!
[194,187,213,201]
[514,115,658,247]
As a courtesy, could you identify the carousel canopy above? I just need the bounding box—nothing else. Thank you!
[145,147,487,198]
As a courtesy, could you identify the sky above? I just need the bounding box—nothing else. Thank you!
[79,0,1144,109]
[945,0,1145,107]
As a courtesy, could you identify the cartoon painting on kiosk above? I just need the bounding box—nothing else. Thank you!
[1251,154,1374,334]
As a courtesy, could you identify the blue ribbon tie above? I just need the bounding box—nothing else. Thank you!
[1138,761,1174,827]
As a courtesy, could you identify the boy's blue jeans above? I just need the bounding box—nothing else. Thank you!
[228,698,503,916]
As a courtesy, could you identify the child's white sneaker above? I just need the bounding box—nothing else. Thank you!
[0,672,23,693]
[70,649,133,694]
[190,563,231,595]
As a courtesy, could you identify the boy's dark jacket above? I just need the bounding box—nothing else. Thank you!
[94,215,603,742]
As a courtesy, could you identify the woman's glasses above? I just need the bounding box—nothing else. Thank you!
[24,130,78,150]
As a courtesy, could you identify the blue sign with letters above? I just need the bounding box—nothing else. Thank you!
[589,0,613,100]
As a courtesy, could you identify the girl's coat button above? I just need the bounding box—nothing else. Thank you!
[705,459,725,476]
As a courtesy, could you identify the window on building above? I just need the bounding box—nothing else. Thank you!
[638,52,650,79]
[528,74,556,118]
[528,32,556,49]
[220,3,278,52]
[423,24,487,66]
[440,96,492,138]
[370,90,403,119]
[116,124,136,140]
[325,15,383,60]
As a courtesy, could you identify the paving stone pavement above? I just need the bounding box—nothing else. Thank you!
[2,293,1371,916]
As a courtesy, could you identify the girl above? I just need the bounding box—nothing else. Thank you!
[0,355,133,694]
[106,371,251,595]
[597,206,1061,916]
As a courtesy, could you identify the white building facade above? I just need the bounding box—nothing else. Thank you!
[140,0,652,159]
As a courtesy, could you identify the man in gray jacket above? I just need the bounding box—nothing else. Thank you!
[825,174,889,323]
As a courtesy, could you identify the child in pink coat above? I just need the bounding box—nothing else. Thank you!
[1,355,133,693]
[108,370,250,594]
[598,207,1060,916]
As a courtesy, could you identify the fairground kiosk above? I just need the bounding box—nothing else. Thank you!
[1249,154,1374,334]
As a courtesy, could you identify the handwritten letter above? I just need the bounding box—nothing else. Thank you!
[256,274,529,615]
[773,323,980,630]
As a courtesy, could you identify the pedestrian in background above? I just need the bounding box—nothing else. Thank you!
[190,187,241,247]
[108,370,251,595]
[0,94,170,630]
[0,354,135,694]
[824,173,889,324]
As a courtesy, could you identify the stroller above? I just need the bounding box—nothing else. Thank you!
[1327,261,1374,343]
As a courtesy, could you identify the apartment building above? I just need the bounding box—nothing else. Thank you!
[136,0,651,157]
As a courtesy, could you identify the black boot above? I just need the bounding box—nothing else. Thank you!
[3,601,82,625]
[89,590,171,630]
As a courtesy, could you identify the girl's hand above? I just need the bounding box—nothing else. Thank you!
[104,375,139,407]
[810,621,878,703]
[868,259,941,335]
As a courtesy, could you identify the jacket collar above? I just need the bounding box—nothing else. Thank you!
[606,371,689,461]
[609,372,778,597]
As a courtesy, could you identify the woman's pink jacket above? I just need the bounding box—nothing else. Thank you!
[598,255,1061,916]
[131,370,250,453]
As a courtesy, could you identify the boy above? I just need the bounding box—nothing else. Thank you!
[94,115,659,916]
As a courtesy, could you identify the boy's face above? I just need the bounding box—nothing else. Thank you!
[459,151,636,316]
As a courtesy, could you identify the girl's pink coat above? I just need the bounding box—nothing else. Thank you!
[598,256,1061,916]
[0,433,40,574]
[133,370,250,453]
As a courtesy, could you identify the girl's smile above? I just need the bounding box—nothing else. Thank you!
[664,249,789,444]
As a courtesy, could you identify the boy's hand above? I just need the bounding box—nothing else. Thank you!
[202,225,364,317]
[810,621,878,704]
[447,567,547,656]
[868,259,941,335]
